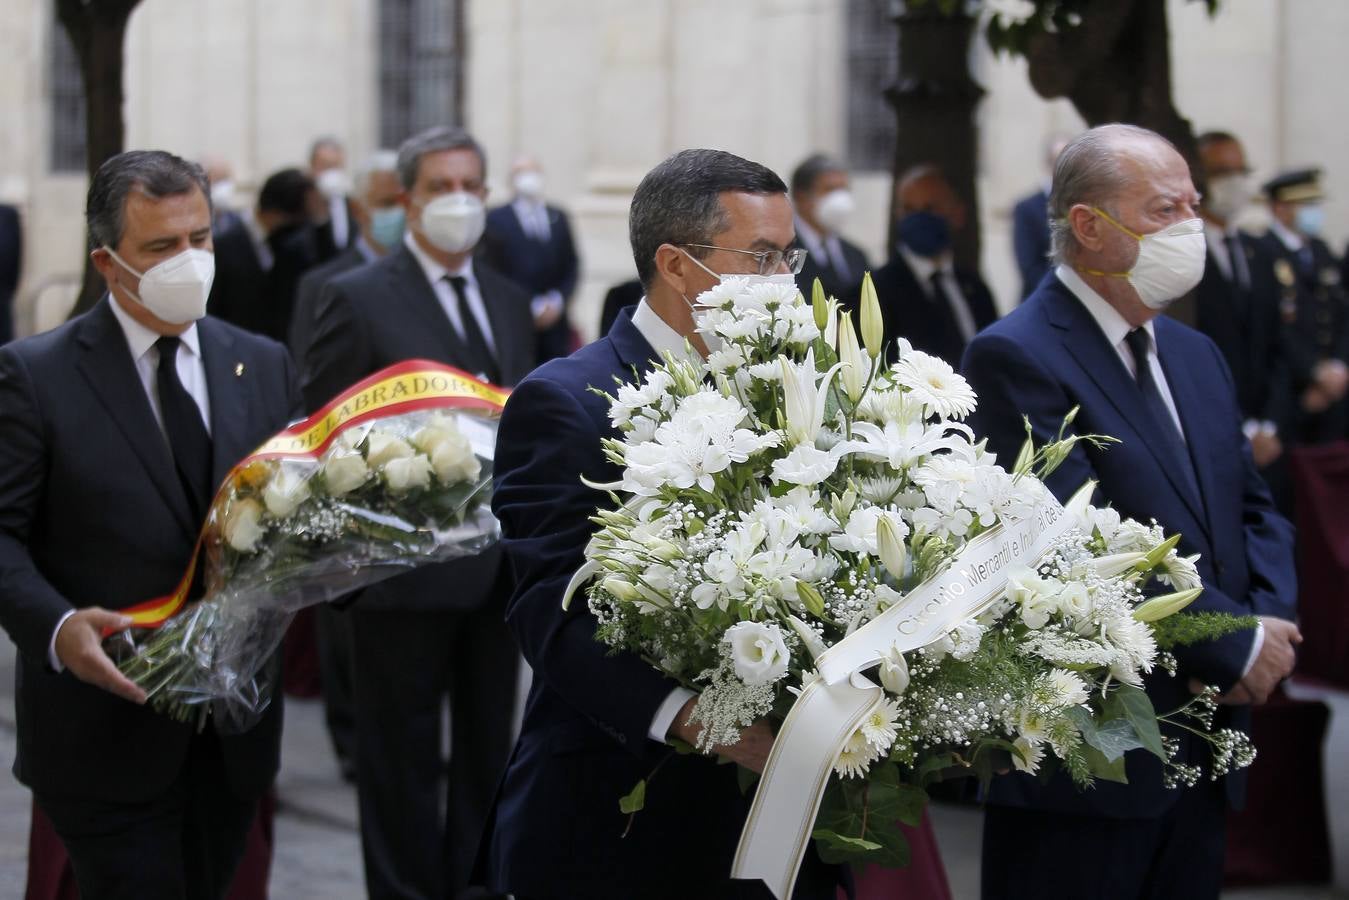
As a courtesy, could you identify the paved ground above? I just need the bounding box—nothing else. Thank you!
[0,639,1345,899]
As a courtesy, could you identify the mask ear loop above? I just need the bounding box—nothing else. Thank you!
[1080,207,1143,279]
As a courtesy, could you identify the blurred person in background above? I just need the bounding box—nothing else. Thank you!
[1012,134,1070,299]
[789,153,869,309]
[872,164,997,365]
[202,155,244,236]
[311,136,357,262]
[484,155,581,363]
[0,201,19,344]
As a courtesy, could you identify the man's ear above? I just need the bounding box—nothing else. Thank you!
[653,243,688,298]
[90,246,116,282]
[1068,204,1104,252]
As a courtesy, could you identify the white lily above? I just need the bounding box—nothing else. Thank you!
[859,271,884,359]
[876,515,908,579]
[1132,587,1202,623]
[837,312,867,403]
[779,349,844,447]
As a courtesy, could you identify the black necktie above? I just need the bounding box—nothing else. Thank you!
[155,336,213,522]
[1124,328,1201,505]
[446,276,501,384]
[1225,233,1250,292]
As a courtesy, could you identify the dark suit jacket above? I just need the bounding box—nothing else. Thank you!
[209,221,320,344]
[0,299,300,804]
[0,204,20,345]
[301,244,535,613]
[962,272,1296,818]
[314,197,359,262]
[792,233,870,311]
[599,278,643,337]
[481,309,837,899]
[872,251,998,366]
[287,243,373,371]
[1012,189,1051,300]
[483,203,580,363]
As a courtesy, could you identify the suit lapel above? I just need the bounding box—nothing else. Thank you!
[477,265,528,383]
[1043,282,1210,530]
[387,248,475,363]
[75,300,197,535]
[197,318,254,488]
[1153,323,1218,541]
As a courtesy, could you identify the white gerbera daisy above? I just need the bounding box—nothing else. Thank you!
[894,351,978,420]
[1047,668,1090,708]
[1011,736,1045,774]
[859,699,901,751]
[834,729,882,779]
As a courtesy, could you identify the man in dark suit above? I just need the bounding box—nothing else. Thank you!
[311,136,359,263]
[872,164,997,365]
[209,167,321,343]
[0,150,299,899]
[482,148,840,900]
[1257,168,1349,445]
[303,126,533,900]
[483,156,581,364]
[0,202,20,344]
[1011,136,1069,301]
[788,154,869,309]
[962,124,1299,900]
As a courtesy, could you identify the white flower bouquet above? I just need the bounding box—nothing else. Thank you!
[566,276,1256,896]
[106,361,506,731]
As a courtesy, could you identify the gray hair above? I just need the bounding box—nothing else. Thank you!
[86,150,210,251]
[1048,123,1171,264]
[395,126,487,191]
[355,149,400,196]
[310,135,344,165]
[629,149,787,288]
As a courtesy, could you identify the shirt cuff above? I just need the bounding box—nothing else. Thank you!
[1240,621,1266,679]
[49,609,76,672]
[648,686,697,744]
[530,292,564,316]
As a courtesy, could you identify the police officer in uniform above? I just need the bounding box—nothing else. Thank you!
[1258,168,1349,444]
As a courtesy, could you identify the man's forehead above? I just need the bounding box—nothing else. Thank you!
[717,191,794,240]
[122,188,210,239]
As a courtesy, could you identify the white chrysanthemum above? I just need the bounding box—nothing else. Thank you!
[835,729,883,779]
[610,369,674,429]
[1047,668,1090,708]
[705,345,749,375]
[893,351,978,420]
[622,391,779,495]
[859,699,901,750]
[1100,614,1158,685]
[1011,736,1045,774]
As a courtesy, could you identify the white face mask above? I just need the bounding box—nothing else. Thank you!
[814,189,855,234]
[416,192,486,254]
[1085,208,1206,310]
[316,168,351,199]
[210,180,237,212]
[680,250,798,352]
[1204,173,1252,222]
[105,247,216,324]
[513,170,545,202]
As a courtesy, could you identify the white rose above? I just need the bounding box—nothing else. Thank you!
[1005,566,1057,630]
[723,621,790,686]
[1055,582,1093,621]
[430,434,482,484]
[411,415,461,454]
[383,453,434,492]
[365,430,414,469]
[321,449,370,495]
[261,467,311,518]
[223,498,266,553]
[879,645,910,695]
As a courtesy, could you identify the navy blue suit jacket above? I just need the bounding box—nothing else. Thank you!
[0,299,300,803]
[1012,189,1051,301]
[962,272,1296,818]
[483,310,838,898]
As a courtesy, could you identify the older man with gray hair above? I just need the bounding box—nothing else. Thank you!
[302,125,534,900]
[962,123,1299,899]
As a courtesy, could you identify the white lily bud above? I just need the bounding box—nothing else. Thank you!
[860,271,884,359]
[837,311,867,403]
[876,516,907,580]
[1132,587,1202,623]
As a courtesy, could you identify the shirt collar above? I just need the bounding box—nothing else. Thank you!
[512,197,546,218]
[898,243,951,282]
[1055,264,1154,350]
[1203,220,1242,245]
[403,232,476,286]
[355,234,380,263]
[630,298,699,365]
[107,292,202,362]
[1267,218,1304,253]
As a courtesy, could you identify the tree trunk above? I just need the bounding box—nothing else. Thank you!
[56,0,142,318]
[1025,0,1198,174]
[886,6,985,270]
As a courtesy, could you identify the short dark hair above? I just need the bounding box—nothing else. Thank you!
[258,168,316,218]
[86,150,210,251]
[1196,130,1240,151]
[395,126,488,191]
[629,149,787,288]
[790,154,844,196]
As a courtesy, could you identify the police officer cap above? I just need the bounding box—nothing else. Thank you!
[1262,168,1324,203]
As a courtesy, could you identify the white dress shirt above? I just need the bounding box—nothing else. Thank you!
[900,244,978,342]
[512,198,552,242]
[403,233,498,358]
[1203,220,1251,289]
[329,194,350,249]
[629,298,699,740]
[1056,265,1265,675]
[795,217,852,282]
[50,298,213,670]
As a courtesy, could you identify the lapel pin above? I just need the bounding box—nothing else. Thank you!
[234,362,245,377]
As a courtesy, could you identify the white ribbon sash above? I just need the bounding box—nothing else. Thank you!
[732,483,1092,898]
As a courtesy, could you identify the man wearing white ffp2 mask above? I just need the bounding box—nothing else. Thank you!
[788,154,870,308]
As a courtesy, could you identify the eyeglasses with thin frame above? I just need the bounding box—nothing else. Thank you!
[681,244,808,276]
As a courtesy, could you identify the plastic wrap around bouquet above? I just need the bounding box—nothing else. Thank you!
[564,275,1258,899]
[105,360,507,733]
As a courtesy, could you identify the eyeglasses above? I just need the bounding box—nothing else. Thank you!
[681,244,808,276]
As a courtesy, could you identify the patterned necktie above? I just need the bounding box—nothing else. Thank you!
[155,336,213,521]
[446,276,501,384]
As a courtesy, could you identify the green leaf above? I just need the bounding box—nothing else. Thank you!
[812,829,882,854]
[1068,707,1144,762]
[1082,745,1129,783]
[618,779,646,814]
[1108,685,1167,762]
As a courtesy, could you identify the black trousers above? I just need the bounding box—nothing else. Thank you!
[981,778,1227,900]
[36,727,259,900]
[316,601,358,772]
[352,602,519,900]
